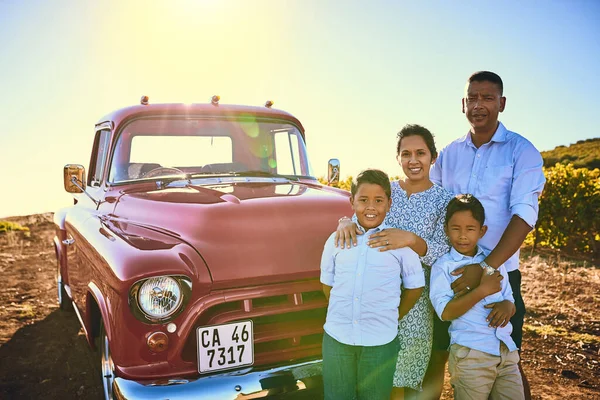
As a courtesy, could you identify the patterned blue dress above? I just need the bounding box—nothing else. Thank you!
[385,181,453,390]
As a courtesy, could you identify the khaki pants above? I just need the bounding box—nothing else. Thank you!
[448,343,524,400]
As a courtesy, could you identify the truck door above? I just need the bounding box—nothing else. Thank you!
[65,128,111,312]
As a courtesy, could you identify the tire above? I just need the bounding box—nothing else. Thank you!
[57,261,72,311]
[96,320,115,400]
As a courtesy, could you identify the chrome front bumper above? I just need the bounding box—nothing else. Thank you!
[113,359,323,400]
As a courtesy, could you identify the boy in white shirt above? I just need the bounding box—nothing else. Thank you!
[430,194,524,400]
[320,169,425,400]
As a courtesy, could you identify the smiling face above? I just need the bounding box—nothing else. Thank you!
[462,80,506,136]
[445,210,487,257]
[350,183,391,230]
[397,135,434,183]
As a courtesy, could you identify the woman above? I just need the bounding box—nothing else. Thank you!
[335,124,453,399]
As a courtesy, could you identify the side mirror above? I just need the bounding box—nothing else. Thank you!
[64,164,86,193]
[327,159,340,185]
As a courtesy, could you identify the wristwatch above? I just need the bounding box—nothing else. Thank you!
[480,260,495,276]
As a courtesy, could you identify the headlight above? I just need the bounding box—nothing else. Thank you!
[129,275,192,323]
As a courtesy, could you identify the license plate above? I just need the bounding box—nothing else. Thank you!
[197,320,254,373]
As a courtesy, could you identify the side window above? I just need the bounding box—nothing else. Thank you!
[273,131,302,175]
[89,130,111,187]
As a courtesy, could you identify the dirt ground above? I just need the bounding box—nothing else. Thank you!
[0,213,598,399]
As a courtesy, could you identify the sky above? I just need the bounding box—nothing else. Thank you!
[1,0,599,218]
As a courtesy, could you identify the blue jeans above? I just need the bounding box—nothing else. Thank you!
[322,332,398,400]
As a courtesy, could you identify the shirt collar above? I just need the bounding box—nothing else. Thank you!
[357,221,390,235]
[462,121,508,147]
[490,121,508,143]
[449,245,486,262]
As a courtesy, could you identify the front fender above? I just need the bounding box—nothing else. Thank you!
[76,217,212,369]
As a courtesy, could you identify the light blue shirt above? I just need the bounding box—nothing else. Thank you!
[430,246,517,356]
[320,223,425,346]
[430,122,546,272]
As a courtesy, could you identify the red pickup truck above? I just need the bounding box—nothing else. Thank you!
[54,96,351,399]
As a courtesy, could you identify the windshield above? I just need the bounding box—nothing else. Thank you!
[108,117,313,183]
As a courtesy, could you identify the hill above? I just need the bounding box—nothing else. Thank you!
[541,138,600,170]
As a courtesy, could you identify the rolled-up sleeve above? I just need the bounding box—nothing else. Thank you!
[510,143,546,228]
[320,234,336,287]
[429,259,454,320]
[398,248,425,289]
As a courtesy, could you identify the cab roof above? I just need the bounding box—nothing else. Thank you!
[95,103,305,133]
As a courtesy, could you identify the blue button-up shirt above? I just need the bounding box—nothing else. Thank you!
[430,246,517,355]
[320,223,425,346]
[430,122,546,272]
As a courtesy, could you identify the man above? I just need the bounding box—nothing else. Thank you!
[428,71,545,399]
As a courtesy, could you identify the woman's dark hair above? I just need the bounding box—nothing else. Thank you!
[445,194,485,226]
[351,169,391,198]
[468,71,504,95]
[396,124,438,160]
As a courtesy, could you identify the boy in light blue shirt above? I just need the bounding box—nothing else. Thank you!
[320,169,425,400]
[430,194,524,400]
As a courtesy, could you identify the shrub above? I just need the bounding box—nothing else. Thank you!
[528,164,600,259]
[0,221,30,234]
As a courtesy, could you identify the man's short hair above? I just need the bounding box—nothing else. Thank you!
[468,71,504,95]
[445,194,486,226]
[351,169,391,198]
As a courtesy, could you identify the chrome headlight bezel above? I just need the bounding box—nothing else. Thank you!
[129,275,192,323]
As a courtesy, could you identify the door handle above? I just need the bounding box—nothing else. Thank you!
[62,238,75,246]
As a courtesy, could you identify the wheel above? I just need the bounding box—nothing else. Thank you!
[57,261,72,311]
[96,320,115,400]
[142,166,185,178]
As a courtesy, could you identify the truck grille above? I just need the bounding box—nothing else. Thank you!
[181,280,327,366]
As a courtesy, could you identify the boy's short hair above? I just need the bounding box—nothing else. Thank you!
[396,124,438,160]
[445,194,485,226]
[468,71,504,95]
[351,169,391,198]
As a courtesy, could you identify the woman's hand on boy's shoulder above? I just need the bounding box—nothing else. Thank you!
[334,218,362,248]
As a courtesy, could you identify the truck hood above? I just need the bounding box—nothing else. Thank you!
[110,180,352,288]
